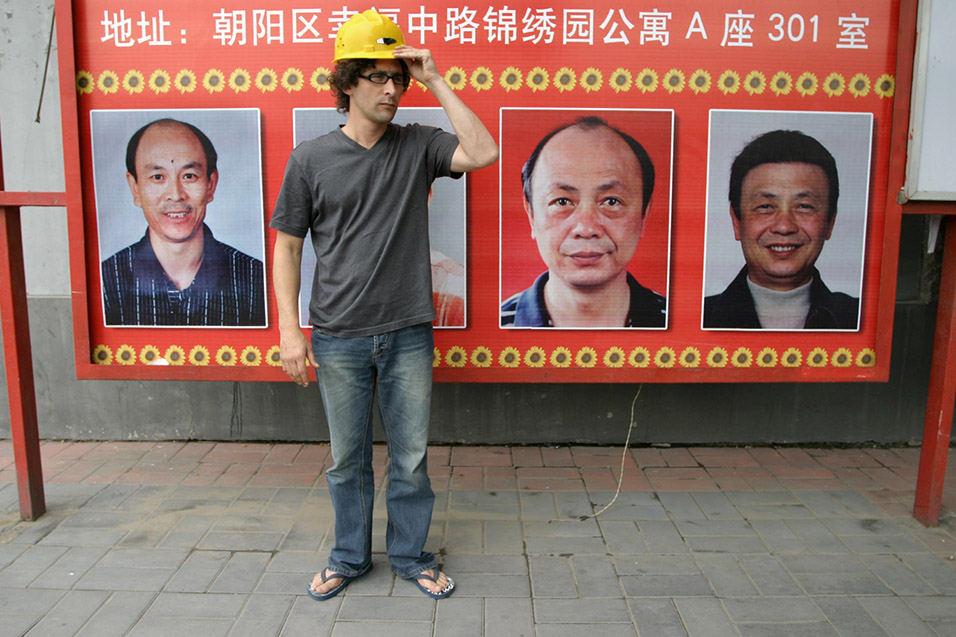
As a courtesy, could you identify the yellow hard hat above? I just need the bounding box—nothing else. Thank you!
[333,10,405,62]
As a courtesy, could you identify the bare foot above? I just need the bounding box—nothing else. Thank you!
[310,569,347,595]
[415,568,453,595]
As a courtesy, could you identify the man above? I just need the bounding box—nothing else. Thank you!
[703,129,859,329]
[500,116,666,327]
[270,10,497,600]
[101,118,265,326]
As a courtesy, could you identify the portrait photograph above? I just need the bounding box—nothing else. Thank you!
[91,108,267,328]
[293,107,468,329]
[499,108,673,330]
[702,110,872,331]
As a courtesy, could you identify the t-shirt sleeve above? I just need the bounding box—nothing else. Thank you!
[423,126,463,181]
[269,151,312,238]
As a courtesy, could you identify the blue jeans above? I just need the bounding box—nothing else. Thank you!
[311,323,436,579]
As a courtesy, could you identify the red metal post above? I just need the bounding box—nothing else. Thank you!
[0,205,46,520]
[914,217,956,526]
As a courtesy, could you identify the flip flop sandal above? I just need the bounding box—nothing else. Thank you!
[306,567,357,601]
[409,569,455,599]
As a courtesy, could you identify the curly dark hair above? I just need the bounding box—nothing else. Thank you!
[330,58,409,113]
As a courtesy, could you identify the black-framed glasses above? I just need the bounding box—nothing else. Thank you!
[358,72,411,89]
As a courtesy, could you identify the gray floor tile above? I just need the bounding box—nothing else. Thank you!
[434,596,483,636]
[228,593,295,637]
[675,597,737,637]
[530,556,576,598]
[628,598,688,637]
[534,598,631,623]
[31,546,108,590]
[209,551,271,593]
[486,597,533,636]
[74,591,156,637]
[23,589,109,637]
[571,554,624,598]
[813,596,889,636]
[144,591,247,618]
[697,555,759,597]
[126,617,232,637]
[621,573,713,597]
[857,596,935,636]
[723,597,824,623]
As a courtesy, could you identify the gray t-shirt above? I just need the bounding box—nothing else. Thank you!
[271,123,460,337]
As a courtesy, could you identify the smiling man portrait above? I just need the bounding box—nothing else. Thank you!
[703,129,859,330]
[100,118,265,327]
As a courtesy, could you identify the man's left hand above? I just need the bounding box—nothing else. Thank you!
[393,46,440,86]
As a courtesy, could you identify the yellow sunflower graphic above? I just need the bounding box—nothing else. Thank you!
[266,345,282,367]
[628,347,651,368]
[807,348,828,367]
[228,68,251,93]
[770,71,792,96]
[433,347,441,367]
[526,67,549,92]
[575,347,597,368]
[216,345,237,366]
[524,346,546,368]
[663,68,685,94]
[731,347,752,368]
[310,67,332,92]
[654,347,676,368]
[781,347,802,368]
[580,67,603,93]
[240,346,262,366]
[499,66,523,92]
[444,66,466,90]
[122,70,145,94]
[281,68,304,92]
[743,70,766,95]
[92,344,113,365]
[706,347,728,368]
[174,69,196,94]
[823,72,845,97]
[679,347,700,368]
[114,344,136,365]
[148,69,171,94]
[470,67,493,91]
[603,346,626,368]
[717,70,740,95]
[848,73,870,98]
[164,345,186,366]
[202,69,225,93]
[139,345,161,365]
[795,72,818,97]
[188,345,210,366]
[550,346,572,368]
[636,68,658,93]
[609,68,632,93]
[554,67,576,92]
[76,70,95,95]
[832,347,853,367]
[875,74,895,99]
[470,346,492,368]
[689,69,711,94]
[855,348,876,367]
[756,347,777,367]
[415,80,428,93]
[97,70,120,95]
[445,345,467,367]
[500,346,522,368]
[255,68,278,92]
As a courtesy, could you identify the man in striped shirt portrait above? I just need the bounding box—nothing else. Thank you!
[100,118,266,327]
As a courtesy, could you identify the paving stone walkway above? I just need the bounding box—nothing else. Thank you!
[0,441,954,636]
